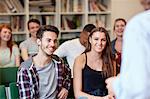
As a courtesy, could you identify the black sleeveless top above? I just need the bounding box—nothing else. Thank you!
[82,53,108,96]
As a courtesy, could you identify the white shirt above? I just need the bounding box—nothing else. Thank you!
[113,10,150,99]
[54,38,85,77]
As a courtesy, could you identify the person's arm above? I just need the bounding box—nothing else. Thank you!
[17,67,33,99]
[20,48,29,61]
[19,41,29,61]
[73,55,113,99]
[57,59,71,99]
[15,55,20,67]
[13,45,20,67]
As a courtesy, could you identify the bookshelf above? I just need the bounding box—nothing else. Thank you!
[0,0,111,42]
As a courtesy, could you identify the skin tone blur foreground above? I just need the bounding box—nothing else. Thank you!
[73,27,116,99]
[0,24,20,67]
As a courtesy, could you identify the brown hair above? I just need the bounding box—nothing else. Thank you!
[0,24,13,57]
[85,27,115,77]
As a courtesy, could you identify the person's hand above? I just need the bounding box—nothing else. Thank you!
[57,88,68,99]
[105,76,117,96]
[102,94,115,99]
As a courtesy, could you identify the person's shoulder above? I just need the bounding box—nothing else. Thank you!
[128,10,150,24]
[20,38,31,45]
[57,38,79,49]
[62,38,79,44]
[52,54,62,62]
[111,38,117,44]
[74,53,86,69]
[12,44,19,48]
[19,38,31,48]
[19,57,33,70]
[75,53,85,63]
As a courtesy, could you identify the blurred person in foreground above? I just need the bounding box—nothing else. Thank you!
[106,0,150,99]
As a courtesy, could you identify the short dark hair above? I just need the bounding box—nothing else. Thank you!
[27,19,41,29]
[83,24,96,32]
[36,25,59,39]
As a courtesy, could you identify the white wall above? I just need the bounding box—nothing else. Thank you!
[110,0,144,39]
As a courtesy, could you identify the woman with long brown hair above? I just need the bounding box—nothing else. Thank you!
[73,27,115,99]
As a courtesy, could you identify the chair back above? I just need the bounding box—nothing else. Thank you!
[0,67,18,86]
[9,82,19,99]
[0,85,6,99]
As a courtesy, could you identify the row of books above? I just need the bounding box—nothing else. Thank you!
[61,0,83,12]
[89,0,108,12]
[0,15,108,33]
[88,15,106,27]
[29,0,56,12]
[30,15,55,25]
[61,0,108,13]
[0,15,56,33]
[61,15,82,30]
[0,0,24,13]
[0,16,25,32]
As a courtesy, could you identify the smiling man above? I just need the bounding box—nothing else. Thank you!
[17,25,71,99]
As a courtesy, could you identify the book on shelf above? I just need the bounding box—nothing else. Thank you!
[4,0,17,13]
[100,15,106,27]
[88,15,105,27]
[61,15,82,30]
[29,0,55,12]
[0,1,11,13]
[89,0,107,12]
[73,0,83,12]
[10,16,24,32]
[61,0,67,12]
[0,16,10,24]
[42,15,55,25]
[61,16,70,30]
[61,0,71,12]
[5,0,24,13]
[29,0,55,5]
[61,0,82,12]
[30,15,55,25]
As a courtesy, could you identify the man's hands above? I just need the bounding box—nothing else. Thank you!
[105,76,118,97]
[57,88,68,99]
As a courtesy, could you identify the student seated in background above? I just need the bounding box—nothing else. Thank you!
[54,24,96,77]
[19,19,40,61]
[0,24,20,67]
[17,25,71,99]
[73,27,116,99]
[111,18,126,74]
